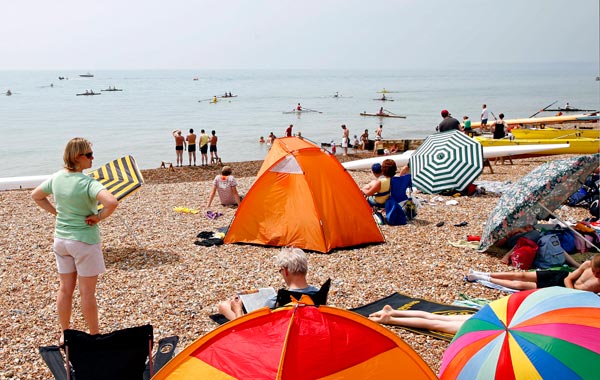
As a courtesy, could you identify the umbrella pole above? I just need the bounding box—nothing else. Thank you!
[119,216,147,255]
[539,204,600,251]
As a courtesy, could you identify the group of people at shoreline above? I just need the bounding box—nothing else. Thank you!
[437,103,509,139]
[172,129,219,167]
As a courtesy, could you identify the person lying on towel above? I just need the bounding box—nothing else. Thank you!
[369,306,471,335]
[218,247,319,321]
[466,254,600,293]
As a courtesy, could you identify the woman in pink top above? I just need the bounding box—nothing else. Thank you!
[207,166,242,207]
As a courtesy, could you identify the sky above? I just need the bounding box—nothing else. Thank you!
[3,0,599,70]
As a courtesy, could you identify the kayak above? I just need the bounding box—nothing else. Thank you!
[342,144,571,170]
[510,128,600,139]
[475,136,599,155]
[360,112,406,118]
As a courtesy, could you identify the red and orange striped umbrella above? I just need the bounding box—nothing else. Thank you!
[152,297,436,380]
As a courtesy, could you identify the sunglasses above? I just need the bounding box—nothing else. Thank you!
[81,152,94,159]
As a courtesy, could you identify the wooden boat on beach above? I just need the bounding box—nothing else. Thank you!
[471,114,599,128]
[475,136,599,155]
[360,112,406,118]
[510,128,600,140]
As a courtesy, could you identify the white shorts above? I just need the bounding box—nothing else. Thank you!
[53,238,105,277]
[341,138,348,148]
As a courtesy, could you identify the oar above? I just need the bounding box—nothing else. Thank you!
[197,98,213,103]
[303,108,322,114]
[383,109,397,115]
[529,100,558,118]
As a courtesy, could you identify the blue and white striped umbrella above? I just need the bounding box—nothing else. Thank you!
[409,130,483,194]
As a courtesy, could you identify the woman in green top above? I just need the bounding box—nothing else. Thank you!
[32,138,118,344]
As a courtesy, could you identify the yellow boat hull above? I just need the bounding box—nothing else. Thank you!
[510,128,599,139]
[475,137,600,155]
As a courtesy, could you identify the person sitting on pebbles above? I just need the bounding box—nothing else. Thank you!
[206,166,242,208]
[218,247,319,321]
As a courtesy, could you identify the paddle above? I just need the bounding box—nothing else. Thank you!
[529,100,558,118]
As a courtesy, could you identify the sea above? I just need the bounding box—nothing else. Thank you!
[1,63,598,178]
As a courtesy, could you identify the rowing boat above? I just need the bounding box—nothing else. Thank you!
[219,95,237,98]
[342,144,570,170]
[101,88,123,92]
[475,136,599,155]
[510,128,600,139]
[79,73,94,78]
[470,114,599,128]
[360,112,406,118]
[76,92,101,96]
[282,110,322,114]
[372,98,394,101]
[544,108,597,112]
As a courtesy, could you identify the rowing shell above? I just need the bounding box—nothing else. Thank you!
[283,110,322,114]
[360,112,406,118]
[342,144,570,170]
[372,98,395,101]
[76,93,101,96]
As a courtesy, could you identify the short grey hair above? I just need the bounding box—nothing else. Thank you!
[275,247,308,274]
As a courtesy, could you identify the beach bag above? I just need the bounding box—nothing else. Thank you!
[533,234,565,269]
[384,198,407,226]
[555,229,576,254]
[509,237,538,270]
[400,198,417,220]
[373,210,385,225]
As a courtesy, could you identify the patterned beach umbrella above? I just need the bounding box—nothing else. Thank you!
[152,297,437,380]
[88,155,144,209]
[478,154,599,252]
[440,287,600,380]
[409,130,483,194]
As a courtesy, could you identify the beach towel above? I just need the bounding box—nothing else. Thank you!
[350,293,478,342]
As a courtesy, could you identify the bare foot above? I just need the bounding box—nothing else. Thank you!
[368,305,393,324]
[231,297,244,317]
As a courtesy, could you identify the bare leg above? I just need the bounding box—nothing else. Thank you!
[489,271,538,290]
[78,275,100,334]
[218,297,244,321]
[500,247,514,265]
[369,305,469,335]
[57,272,77,343]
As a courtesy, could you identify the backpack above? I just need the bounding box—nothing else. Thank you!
[384,198,407,226]
[533,234,565,269]
[509,237,538,270]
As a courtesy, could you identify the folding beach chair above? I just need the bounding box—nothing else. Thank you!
[275,278,331,308]
[39,325,179,380]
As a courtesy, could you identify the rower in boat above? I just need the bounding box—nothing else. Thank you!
[6,89,12,96]
[377,107,385,116]
[212,96,218,103]
[296,103,302,111]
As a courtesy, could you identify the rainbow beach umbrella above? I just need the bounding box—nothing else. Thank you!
[152,296,437,380]
[440,287,600,380]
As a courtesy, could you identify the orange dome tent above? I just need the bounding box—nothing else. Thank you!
[152,297,437,380]
[224,137,384,253]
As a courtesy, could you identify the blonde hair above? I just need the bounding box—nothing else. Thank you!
[63,137,92,171]
[275,247,308,275]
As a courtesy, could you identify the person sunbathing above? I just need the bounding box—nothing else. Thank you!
[218,247,319,321]
[368,305,471,335]
[467,254,600,293]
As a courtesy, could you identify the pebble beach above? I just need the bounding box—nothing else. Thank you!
[0,153,594,379]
